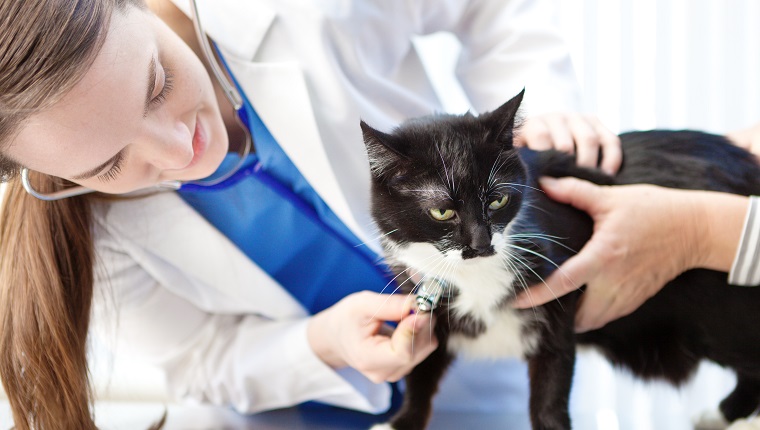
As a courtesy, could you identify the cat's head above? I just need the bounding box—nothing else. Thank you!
[361,90,528,269]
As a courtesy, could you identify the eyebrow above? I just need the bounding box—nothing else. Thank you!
[143,56,157,117]
[71,150,123,180]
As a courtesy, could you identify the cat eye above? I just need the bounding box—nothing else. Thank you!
[488,195,509,210]
[429,208,456,221]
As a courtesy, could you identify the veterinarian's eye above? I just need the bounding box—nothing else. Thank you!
[429,208,456,221]
[488,195,508,210]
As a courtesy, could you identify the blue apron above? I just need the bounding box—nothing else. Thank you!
[176,63,394,315]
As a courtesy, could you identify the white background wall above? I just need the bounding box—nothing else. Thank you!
[418,0,760,135]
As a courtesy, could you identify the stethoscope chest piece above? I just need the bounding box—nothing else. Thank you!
[415,277,451,312]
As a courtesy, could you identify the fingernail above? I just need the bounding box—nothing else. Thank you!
[538,177,558,189]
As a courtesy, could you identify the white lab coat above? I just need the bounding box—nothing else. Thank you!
[91,0,579,414]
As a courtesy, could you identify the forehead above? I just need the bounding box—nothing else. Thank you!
[8,7,154,176]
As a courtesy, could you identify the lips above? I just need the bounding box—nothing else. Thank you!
[188,117,208,169]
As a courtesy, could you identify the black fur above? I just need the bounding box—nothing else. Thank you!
[362,91,760,430]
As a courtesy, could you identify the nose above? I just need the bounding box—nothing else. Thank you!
[141,120,194,170]
[463,223,494,259]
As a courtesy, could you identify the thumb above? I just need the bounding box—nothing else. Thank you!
[391,312,434,356]
[539,176,603,214]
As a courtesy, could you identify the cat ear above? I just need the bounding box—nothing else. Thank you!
[361,120,408,180]
[481,88,525,148]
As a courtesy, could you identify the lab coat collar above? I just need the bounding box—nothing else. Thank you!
[170,0,276,61]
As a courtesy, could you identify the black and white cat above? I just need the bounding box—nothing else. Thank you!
[361,90,760,430]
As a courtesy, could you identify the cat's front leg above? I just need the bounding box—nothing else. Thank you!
[720,373,760,423]
[370,335,454,430]
[525,298,578,430]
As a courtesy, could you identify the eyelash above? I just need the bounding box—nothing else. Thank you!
[97,151,125,183]
[151,67,174,107]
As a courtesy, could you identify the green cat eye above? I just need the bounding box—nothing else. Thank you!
[429,208,456,221]
[489,195,508,210]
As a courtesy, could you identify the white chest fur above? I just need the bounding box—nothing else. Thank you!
[391,239,541,360]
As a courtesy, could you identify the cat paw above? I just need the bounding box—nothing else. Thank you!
[727,417,760,430]
[694,409,730,430]
[369,424,396,430]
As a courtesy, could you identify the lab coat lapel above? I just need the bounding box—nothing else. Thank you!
[224,57,365,243]
[170,0,275,61]
[101,193,308,319]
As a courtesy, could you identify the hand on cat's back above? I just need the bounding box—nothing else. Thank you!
[512,176,711,331]
[514,112,622,175]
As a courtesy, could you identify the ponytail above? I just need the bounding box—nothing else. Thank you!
[0,174,97,429]
[0,174,166,429]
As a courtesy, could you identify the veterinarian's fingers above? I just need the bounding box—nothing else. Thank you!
[516,117,553,150]
[566,115,599,168]
[593,122,622,175]
[543,114,575,154]
[538,176,604,215]
[512,251,597,308]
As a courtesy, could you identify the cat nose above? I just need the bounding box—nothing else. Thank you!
[463,225,494,258]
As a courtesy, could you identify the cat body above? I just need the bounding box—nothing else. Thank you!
[361,90,760,430]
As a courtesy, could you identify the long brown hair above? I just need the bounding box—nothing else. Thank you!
[0,1,164,428]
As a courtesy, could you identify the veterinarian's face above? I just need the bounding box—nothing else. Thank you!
[8,6,228,194]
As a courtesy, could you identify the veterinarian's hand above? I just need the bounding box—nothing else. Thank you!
[727,120,760,158]
[514,112,622,175]
[307,291,438,383]
[512,177,714,331]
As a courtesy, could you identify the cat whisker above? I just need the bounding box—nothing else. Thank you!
[505,243,561,271]
[501,248,560,312]
[504,243,573,309]
[353,229,399,248]
[487,151,519,189]
[492,182,544,193]
[436,144,457,197]
[500,251,540,321]
[520,202,550,216]
[510,233,577,253]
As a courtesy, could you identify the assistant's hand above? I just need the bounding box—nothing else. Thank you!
[515,112,622,175]
[727,121,760,158]
[512,177,704,331]
[307,291,437,383]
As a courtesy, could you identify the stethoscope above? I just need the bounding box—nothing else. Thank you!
[20,0,252,201]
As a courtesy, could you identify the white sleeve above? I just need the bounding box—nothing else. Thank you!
[92,231,391,414]
[112,284,390,414]
[420,0,581,116]
[729,196,760,286]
